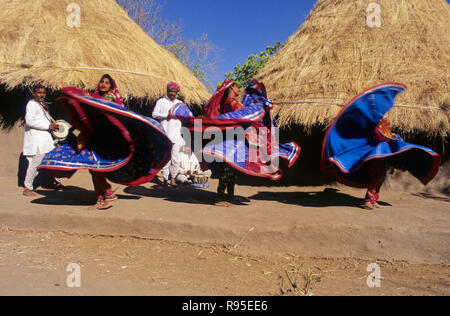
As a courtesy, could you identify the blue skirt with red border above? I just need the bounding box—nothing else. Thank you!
[170,86,300,180]
[321,83,441,188]
[38,87,172,186]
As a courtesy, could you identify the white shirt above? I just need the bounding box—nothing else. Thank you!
[23,100,55,156]
[179,152,201,175]
[152,97,183,145]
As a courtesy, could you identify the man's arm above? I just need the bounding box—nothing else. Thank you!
[152,100,167,121]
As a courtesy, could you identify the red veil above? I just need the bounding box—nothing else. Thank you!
[202,79,234,118]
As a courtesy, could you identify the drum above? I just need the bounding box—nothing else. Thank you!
[52,120,72,141]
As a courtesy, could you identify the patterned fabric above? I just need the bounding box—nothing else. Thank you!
[365,189,379,205]
[169,80,301,180]
[222,97,244,114]
[101,92,119,103]
[322,83,441,188]
[38,87,172,186]
[203,80,234,118]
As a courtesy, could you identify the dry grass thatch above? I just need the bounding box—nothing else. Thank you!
[256,0,450,138]
[0,0,210,104]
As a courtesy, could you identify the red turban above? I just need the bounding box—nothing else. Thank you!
[167,81,181,92]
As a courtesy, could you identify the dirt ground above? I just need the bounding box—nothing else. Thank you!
[0,228,449,296]
[0,128,449,296]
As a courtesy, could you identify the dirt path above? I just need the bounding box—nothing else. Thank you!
[0,228,448,296]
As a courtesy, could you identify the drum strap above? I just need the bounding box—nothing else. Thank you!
[36,102,56,124]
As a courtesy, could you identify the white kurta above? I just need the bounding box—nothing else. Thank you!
[152,97,183,145]
[176,152,211,184]
[153,97,184,180]
[179,152,201,175]
[23,100,55,156]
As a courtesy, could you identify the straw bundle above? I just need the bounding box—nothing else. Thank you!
[0,0,210,104]
[257,0,449,138]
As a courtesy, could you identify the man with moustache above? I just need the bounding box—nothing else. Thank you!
[22,85,59,197]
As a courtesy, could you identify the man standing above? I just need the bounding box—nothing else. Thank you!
[22,85,59,197]
[152,82,184,186]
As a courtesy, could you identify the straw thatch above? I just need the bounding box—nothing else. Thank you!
[257,0,450,138]
[0,0,210,105]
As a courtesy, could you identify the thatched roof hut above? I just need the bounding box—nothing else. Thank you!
[257,0,449,139]
[0,0,210,123]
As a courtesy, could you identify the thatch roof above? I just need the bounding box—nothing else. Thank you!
[256,0,450,138]
[0,0,210,104]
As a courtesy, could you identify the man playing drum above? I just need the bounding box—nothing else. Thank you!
[22,85,60,197]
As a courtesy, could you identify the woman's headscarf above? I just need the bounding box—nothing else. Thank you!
[202,79,234,118]
[95,74,124,106]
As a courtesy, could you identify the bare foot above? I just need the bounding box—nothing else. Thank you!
[363,201,375,210]
[373,203,386,209]
[23,188,37,197]
[88,200,113,211]
[88,202,103,211]
[215,201,231,207]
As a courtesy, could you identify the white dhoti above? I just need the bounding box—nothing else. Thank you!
[176,174,190,183]
[161,142,182,181]
[152,97,185,182]
[24,154,46,190]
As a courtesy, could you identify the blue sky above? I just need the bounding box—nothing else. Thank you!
[160,0,317,84]
[160,0,450,85]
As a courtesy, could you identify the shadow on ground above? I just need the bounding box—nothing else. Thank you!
[31,186,141,206]
[412,192,450,203]
[249,188,391,209]
[124,184,250,206]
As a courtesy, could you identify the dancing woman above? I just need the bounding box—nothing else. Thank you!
[203,80,244,205]
[170,79,301,207]
[322,83,441,210]
[87,74,124,209]
[95,74,124,105]
[39,74,172,210]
